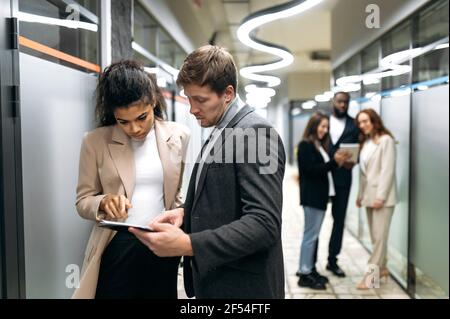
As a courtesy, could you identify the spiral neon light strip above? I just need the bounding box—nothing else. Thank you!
[237,0,323,108]
[333,37,449,94]
[237,0,322,86]
[302,37,450,108]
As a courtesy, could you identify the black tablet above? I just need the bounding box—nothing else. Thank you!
[98,220,154,232]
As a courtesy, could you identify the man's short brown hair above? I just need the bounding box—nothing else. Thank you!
[177,45,238,95]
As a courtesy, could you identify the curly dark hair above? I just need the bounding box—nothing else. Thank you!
[95,60,166,126]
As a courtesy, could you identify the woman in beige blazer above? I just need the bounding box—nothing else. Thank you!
[355,109,397,290]
[73,61,190,298]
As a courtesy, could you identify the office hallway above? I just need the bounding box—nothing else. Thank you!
[177,167,410,299]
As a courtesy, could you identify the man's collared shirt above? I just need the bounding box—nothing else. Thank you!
[195,96,245,192]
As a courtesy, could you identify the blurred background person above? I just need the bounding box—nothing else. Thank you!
[296,112,350,289]
[319,92,360,278]
[355,109,397,290]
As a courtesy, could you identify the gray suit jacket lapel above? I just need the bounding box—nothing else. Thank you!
[192,105,254,211]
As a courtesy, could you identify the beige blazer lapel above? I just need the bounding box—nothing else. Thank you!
[155,120,181,210]
[107,125,135,199]
[364,140,381,173]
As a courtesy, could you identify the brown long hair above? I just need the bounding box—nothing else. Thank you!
[355,109,394,146]
[302,112,331,151]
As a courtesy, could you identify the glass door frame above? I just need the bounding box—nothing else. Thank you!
[0,0,26,299]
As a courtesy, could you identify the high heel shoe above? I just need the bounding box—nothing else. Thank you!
[380,268,390,283]
[356,279,370,290]
[356,268,390,289]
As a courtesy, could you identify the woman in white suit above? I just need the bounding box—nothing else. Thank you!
[73,61,190,298]
[355,109,397,290]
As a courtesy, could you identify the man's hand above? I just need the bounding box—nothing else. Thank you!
[129,222,193,257]
[373,199,384,209]
[356,198,362,208]
[151,208,184,227]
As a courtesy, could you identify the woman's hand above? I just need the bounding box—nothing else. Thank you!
[151,208,184,228]
[100,194,132,220]
[334,150,351,167]
[373,199,384,209]
[356,198,362,208]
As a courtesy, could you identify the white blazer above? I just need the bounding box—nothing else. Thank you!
[358,134,398,207]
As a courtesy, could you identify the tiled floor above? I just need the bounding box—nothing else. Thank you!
[177,167,410,299]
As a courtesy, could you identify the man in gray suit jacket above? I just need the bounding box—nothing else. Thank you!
[130,45,286,299]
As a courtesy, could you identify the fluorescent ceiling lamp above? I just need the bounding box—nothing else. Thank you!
[18,11,98,32]
[245,85,276,97]
[156,77,167,88]
[179,89,187,98]
[314,94,330,102]
[144,67,160,74]
[291,108,302,116]
[246,94,271,106]
[247,99,270,109]
[302,100,317,110]
[132,42,179,79]
[331,37,449,101]
[240,71,281,87]
[363,77,381,85]
[335,47,423,91]
[416,85,428,91]
[237,0,323,87]
[435,43,449,50]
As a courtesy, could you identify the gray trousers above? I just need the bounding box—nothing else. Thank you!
[299,206,326,274]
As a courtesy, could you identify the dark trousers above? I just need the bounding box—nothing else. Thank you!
[95,231,180,299]
[313,186,351,267]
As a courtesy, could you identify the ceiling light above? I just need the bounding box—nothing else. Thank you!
[435,43,449,50]
[245,85,276,97]
[291,108,302,116]
[18,11,98,32]
[314,94,330,102]
[132,42,179,79]
[144,67,159,74]
[302,100,317,110]
[179,89,187,98]
[416,85,428,91]
[237,0,323,88]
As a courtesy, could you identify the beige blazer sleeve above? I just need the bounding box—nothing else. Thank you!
[174,129,191,208]
[75,133,107,221]
[376,136,396,202]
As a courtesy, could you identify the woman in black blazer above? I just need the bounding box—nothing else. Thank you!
[296,112,349,289]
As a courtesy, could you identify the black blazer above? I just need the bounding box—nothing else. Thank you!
[183,105,286,299]
[297,141,337,211]
[328,115,359,188]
